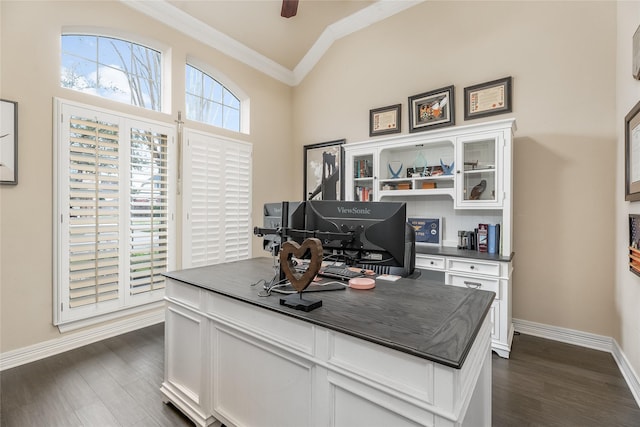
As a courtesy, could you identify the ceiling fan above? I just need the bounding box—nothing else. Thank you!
[281,0,299,18]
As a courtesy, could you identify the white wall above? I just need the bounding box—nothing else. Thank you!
[294,1,619,338]
[0,1,294,353]
[616,0,640,395]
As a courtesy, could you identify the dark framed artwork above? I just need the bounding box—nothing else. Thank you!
[369,104,401,136]
[464,76,512,120]
[408,85,454,133]
[303,139,345,201]
[0,99,18,185]
[625,100,640,201]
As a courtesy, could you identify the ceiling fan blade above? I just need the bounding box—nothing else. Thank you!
[281,0,299,18]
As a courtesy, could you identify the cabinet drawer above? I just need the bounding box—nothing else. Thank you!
[447,273,500,300]
[415,254,445,270]
[447,258,500,277]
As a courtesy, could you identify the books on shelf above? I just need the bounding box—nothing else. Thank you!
[458,223,501,253]
[355,186,371,201]
[477,224,488,252]
[355,159,372,178]
[488,224,500,254]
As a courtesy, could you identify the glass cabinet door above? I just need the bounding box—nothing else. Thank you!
[456,133,503,208]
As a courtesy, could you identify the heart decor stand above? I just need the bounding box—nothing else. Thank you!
[279,293,322,312]
[278,238,324,312]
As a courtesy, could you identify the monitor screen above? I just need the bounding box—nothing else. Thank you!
[290,200,415,276]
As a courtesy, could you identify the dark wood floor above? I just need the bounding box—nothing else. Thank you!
[1,325,639,426]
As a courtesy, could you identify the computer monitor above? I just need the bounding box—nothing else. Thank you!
[262,202,300,255]
[290,200,415,277]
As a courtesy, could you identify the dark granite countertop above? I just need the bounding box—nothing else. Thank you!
[164,257,495,369]
[417,245,515,262]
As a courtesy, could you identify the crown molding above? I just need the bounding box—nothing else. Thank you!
[292,0,425,85]
[122,0,424,87]
[122,0,296,85]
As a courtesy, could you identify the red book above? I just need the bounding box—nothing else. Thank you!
[478,224,488,252]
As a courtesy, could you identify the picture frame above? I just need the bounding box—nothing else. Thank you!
[464,76,512,120]
[0,99,18,185]
[408,217,442,246]
[303,139,345,201]
[629,214,640,276]
[634,24,640,80]
[625,100,640,201]
[369,104,401,136]
[408,86,454,133]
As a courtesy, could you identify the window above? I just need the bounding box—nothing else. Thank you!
[61,35,162,111]
[181,129,252,268]
[54,99,176,326]
[185,64,240,132]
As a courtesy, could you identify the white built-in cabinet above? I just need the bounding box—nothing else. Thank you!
[344,119,515,358]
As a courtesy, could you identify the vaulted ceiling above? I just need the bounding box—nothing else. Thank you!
[123,0,423,86]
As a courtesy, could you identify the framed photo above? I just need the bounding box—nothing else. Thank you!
[303,139,345,201]
[464,76,512,120]
[369,104,401,136]
[625,101,640,201]
[0,99,18,185]
[408,217,442,246]
[408,86,454,133]
[634,25,640,80]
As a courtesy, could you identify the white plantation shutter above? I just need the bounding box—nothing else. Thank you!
[67,115,121,309]
[182,129,252,268]
[55,99,176,326]
[223,143,252,261]
[128,128,170,296]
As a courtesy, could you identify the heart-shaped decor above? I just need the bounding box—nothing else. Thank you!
[279,238,323,293]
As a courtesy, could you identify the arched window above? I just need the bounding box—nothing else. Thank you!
[61,34,162,112]
[185,64,240,132]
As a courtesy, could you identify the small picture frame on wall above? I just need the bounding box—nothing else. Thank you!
[369,104,401,137]
[464,76,512,120]
[303,139,345,201]
[629,214,640,276]
[625,100,640,201]
[0,99,18,185]
[408,86,454,133]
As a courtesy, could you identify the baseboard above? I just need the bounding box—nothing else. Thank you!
[513,318,640,408]
[0,309,165,371]
[612,340,640,406]
[512,318,613,352]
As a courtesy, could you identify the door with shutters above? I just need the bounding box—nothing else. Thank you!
[54,99,176,326]
[182,128,252,268]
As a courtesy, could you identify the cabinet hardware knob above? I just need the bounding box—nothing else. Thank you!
[430,261,434,265]
[456,170,461,174]
[464,281,482,289]
[470,265,475,269]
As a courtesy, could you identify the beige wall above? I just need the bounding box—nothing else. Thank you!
[617,0,640,392]
[293,1,619,337]
[0,1,294,352]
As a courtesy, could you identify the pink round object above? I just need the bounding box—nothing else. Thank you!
[349,277,376,290]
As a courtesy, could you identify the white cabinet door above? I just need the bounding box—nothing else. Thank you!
[345,147,378,201]
[455,131,504,209]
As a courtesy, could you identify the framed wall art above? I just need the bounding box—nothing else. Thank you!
[625,100,640,201]
[369,104,401,136]
[408,217,442,246]
[408,86,454,133]
[0,99,18,185]
[303,139,345,201]
[464,76,512,120]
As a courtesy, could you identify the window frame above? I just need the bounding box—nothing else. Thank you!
[185,56,250,134]
[60,27,172,114]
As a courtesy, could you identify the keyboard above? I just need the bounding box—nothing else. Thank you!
[319,265,364,280]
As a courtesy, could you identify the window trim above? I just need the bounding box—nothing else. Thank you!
[61,27,172,114]
[186,55,250,134]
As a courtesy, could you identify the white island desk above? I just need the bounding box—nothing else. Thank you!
[161,258,495,427]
